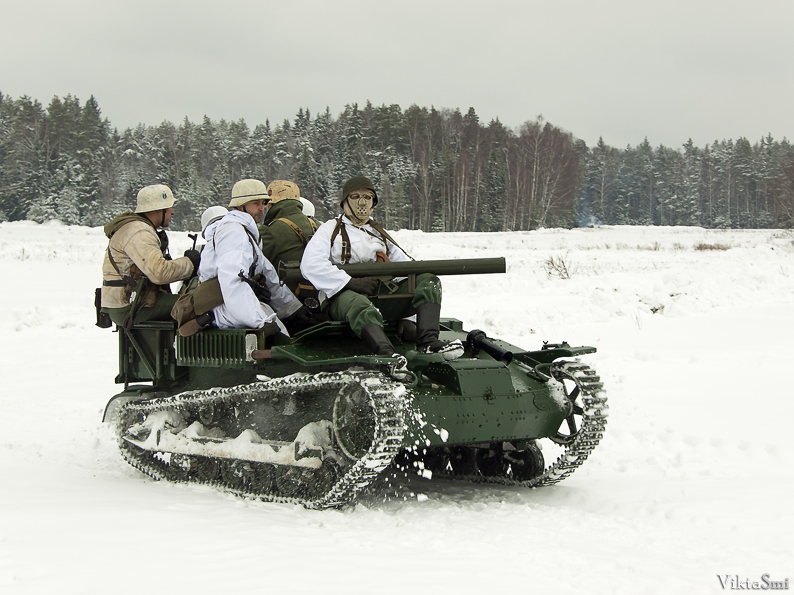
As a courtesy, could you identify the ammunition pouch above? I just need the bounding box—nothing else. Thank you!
[140,282,162,309]
[94,288,113,328]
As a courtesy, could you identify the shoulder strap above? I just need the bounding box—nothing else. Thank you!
[329,215,352,264]
[276,217,314,245]
[367,220,413,260]
[241,225,260,276]
[106,239,142,289]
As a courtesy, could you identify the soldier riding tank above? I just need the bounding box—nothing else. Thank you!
[103,257,608,508]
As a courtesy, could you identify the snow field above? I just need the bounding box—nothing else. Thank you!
[0,221,792,594]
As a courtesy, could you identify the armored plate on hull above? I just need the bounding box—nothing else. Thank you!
[104,258,608,508]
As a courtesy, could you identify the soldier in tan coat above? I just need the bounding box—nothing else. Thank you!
[101,184,199,327]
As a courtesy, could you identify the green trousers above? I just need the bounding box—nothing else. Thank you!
[328,273,442,337]
[102,294,179,326]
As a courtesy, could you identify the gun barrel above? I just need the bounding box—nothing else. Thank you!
[339,257,506,278]
[467,329,513,365]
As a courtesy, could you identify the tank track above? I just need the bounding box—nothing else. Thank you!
[415,360,608,488]
[115,371,408,509]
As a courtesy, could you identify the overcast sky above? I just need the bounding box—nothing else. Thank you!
[1,0,792,149]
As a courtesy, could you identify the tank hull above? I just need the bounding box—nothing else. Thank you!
[105,317,607,507]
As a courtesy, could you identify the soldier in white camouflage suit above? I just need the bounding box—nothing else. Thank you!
[301,176,463,378]
[198,179,308,334]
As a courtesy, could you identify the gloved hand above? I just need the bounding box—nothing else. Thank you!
[184,249,201,274]
[250,282,271,304]
[345,277,379,295]
[238,271,271,303]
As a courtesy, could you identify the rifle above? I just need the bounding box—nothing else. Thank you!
[238,270,271,303]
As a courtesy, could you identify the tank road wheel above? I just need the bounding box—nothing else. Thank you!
[275,465,316,498]
[423,447,451,475]
[306,461,341,499]
[449,446,478,476]
[507,444,545,481]
[198,403,217,426]
[249,463,275,493]
[475,444,508,477]
[333,384,376,460]
[550,364,587,445]
[168,453,193,481]
[393,448,422,472]
[194,456,220,482]
[221,460,252,490]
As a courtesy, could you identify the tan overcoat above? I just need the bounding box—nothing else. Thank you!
[101,214,194,309]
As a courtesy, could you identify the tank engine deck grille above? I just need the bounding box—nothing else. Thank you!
[175,329,253,368]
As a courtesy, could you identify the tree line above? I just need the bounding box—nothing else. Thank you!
[1,91,792,232]
[582,136,794,228]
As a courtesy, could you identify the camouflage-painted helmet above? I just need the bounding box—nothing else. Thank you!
[135,184,176,213]
[267,180,300,204]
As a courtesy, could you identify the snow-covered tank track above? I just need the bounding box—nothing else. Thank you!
[115,371,409,509]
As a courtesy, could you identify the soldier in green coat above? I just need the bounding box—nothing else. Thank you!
[259,180,318,296]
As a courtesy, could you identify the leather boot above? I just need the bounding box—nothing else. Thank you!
[415,303,463,361]
[361,323,396,356]
[178,310,215,337]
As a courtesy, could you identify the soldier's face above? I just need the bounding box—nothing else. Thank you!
[344,189,375,223]
[161,207,175,228]
[242,199,267,223]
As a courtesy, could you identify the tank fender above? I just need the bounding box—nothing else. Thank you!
[103,388,169,423]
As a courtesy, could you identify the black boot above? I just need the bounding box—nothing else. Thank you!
[360,323,410,381]
[361,323,396,355]
[415,303,463,360]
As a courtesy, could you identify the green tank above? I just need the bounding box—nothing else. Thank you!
[103,257,608,508]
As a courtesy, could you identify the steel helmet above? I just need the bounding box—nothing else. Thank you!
[135,184,176,213]
[341,176,378,206]
[267,180,300,204]
[298,197,315,217]
[339,176,378,207]
[200,205,228,232]
[229,179,269,208]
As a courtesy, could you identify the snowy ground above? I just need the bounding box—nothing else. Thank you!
[1,221,792,594]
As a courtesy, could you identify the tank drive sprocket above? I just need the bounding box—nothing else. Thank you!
[115,371,409,509]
